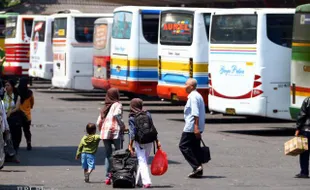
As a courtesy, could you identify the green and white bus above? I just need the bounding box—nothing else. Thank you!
[290,4,310,119]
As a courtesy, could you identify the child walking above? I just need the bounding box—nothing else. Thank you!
[128,98,161,188]
[76,123,101,183]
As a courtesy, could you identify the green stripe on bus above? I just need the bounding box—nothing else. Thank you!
[289,107,300,120]
[292,52,310,62]
[292,46,310,52]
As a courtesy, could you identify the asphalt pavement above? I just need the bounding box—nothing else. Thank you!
[0,81,308,190]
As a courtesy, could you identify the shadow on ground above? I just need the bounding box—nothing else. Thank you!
[220,128,296,137]
[4,147,181,167]
[168,116,294,124]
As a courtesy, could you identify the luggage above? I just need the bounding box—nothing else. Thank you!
[201,139,211,164]
[111,142,138,188]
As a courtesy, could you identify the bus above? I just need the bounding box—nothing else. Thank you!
[0,13,18,66]
[158,8,216,104]
[91,18,113,90]
[29,15,54,80]
[4,15,36,78]
[208,8,294,120]
[52,12,113,90]
[290,4,310,120]
[110,6,170,97]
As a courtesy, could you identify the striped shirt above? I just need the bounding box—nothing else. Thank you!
[96,102,123,140]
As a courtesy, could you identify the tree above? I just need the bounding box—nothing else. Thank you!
[0,0,21,9]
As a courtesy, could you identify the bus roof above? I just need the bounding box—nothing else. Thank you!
[33,15,55,22]
[113,6,180,13]
[296,4,310,13]
[213,8,295,15]
[52,13,113,18]
[94,17,113,24]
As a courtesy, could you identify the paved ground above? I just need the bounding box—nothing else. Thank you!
[0,81,309,190]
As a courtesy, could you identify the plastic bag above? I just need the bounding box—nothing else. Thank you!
[151,149,168,176]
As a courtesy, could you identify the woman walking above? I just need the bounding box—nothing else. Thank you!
[18,77,34,151]
[96,88,125,185]
[128,98,161,188]
[2,79,21,162]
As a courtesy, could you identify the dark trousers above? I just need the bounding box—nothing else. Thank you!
[179,132,202,170]
[300,131,310,175]
[23,120,32,143]
[7,117,22,152]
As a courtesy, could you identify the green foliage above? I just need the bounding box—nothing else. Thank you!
[0,0,21,9]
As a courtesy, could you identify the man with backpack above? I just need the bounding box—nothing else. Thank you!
[179,78,206,178]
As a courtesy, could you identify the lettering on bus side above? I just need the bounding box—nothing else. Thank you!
[219,65,245,76]
[53,53,65,61]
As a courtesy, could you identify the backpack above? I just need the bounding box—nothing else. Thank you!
[134,112,158,144]
[111,149,138,188]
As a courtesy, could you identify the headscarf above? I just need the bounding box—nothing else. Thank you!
[18,77,32,104]
[129,98,146,117]
[100,88,120,120]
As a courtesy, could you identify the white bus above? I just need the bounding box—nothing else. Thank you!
[52,12,113,90]
[208,8,295,120]
[29,15,54,80]
[91,18,113,90]
[110,6,172,97]
[4,15,36,78]
[158,8,218,104]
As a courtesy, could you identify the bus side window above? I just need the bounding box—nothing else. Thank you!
[24,19,33,38]
[203,13,211,39]
[266,14,294,48]
[142,14,159,44]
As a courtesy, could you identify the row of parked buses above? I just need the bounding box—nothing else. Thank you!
[1,4,309,121]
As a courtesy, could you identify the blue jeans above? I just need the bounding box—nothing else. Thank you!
[81,153,96,170]
[103,139,122,178]
[299,131,310,175]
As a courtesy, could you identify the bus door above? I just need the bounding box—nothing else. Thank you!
[111,11,132,85]
[209,14,258,106]
[159,11,194,91]
[72,17,98,89]
[53,17,67,78]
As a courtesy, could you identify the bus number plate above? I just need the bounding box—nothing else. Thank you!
[226,108,236,115]
[172,94,179,101]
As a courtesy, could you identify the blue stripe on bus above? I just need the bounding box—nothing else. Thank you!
[141,10,161,14]
[160,75,208,86]
[111,69,158,78]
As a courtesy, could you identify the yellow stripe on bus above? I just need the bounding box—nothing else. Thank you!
[291,91,310,97]
[161,62,208,72]
[292,42,310,47]
[111,58,157,68]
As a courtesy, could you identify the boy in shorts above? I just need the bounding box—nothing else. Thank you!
[75,123,101,182]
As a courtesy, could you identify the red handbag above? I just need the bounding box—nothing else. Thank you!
[151,149,168,176]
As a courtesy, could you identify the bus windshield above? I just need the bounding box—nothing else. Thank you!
[293,13,310,42]
[211,15,257,44]
[5,16,17,38]
[112,11,132,39]
[0,18,5,38]
[53,18,67,38]
[94,23,108,49]
[160,12,193,45]
[32,21,46,42]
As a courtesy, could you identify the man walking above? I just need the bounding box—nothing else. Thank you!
[179,78,206,178]
[295,97,310,178]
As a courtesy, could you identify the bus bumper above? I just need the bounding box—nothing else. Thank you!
[29,65,53,80]
[3,66,23,76]
[52,76,72,89]
[157,84,209,104]
[208,95,267,116]
[109,79,157,96]
[289,106,299,120]
[91,77,110,90]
